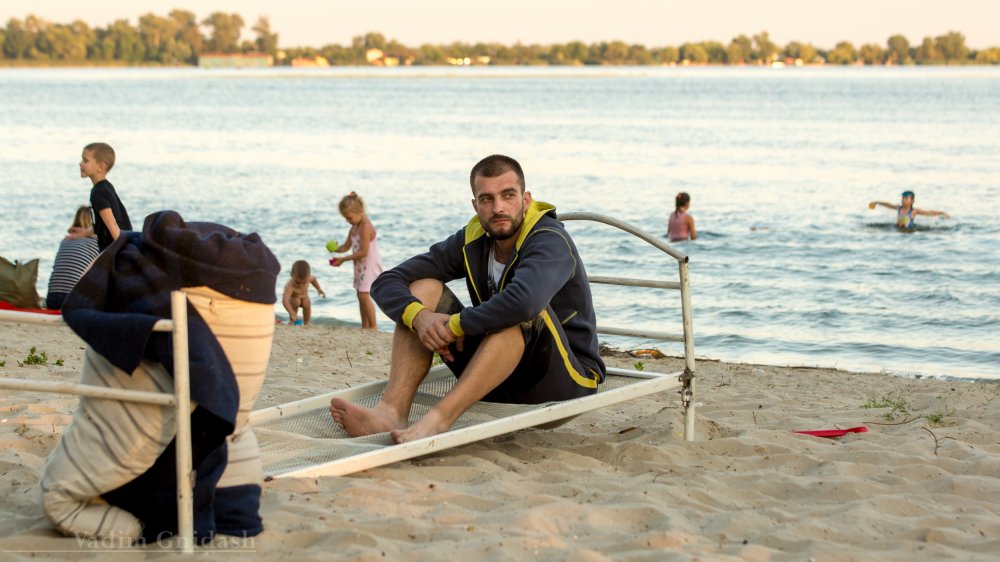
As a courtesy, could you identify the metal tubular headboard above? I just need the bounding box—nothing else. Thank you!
[559,212,697,441]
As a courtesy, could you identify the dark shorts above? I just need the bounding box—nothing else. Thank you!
[436,287,601,405]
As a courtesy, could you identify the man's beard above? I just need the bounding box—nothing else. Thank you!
[485,206,525,240]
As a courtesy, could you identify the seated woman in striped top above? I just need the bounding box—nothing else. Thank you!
[46,206,100,310]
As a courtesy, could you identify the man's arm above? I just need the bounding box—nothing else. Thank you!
[411,308,460,361]
[371,228,467,325]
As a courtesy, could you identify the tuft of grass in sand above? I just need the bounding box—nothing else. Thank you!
[861,395,910,420]
[925,406,956,427]
[18,346,48,367]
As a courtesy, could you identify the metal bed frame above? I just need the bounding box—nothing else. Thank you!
[250,211,697,478]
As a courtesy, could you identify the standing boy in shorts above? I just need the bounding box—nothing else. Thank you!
[330,154,605,443]
[69,142,133,251]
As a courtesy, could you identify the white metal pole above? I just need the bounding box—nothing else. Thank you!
[679,261,696,441]
[171,291,195,553]
[0,378,176,405]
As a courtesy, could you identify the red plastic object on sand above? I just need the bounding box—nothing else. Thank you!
[793,426,868,438]
[0,301,61,315]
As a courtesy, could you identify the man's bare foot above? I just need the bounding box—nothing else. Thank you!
[329,398,406,437]
[390,410,451,444]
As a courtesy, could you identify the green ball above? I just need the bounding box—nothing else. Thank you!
[326,240,339,252]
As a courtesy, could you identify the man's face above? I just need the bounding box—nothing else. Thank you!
[472,170,531,241]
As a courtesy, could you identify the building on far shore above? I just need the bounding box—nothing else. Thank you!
[291,56,330,68]
[365,48,411,66]
[446,56,492,66]
[198,53,274,69]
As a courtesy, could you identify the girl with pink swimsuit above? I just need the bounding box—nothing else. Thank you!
[667,192,698,242]
[329,192,384,329]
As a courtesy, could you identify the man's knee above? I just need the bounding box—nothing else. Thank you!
[482,324,527,353]
[409,279,444,309]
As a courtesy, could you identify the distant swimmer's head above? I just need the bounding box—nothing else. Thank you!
[901,190,915,200]
[675,192,691,211]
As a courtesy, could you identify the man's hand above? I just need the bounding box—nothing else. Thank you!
[412,309,458,360]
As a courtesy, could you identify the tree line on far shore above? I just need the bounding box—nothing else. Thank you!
[3,11,1000,67]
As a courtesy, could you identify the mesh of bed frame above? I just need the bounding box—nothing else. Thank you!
[254,373,643,477]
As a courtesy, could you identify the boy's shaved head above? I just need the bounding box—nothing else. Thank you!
[84,142,116,172]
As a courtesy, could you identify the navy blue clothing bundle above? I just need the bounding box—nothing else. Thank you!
[62,210,280,541]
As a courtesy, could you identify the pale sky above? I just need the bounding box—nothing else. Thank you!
[3,0,998,49]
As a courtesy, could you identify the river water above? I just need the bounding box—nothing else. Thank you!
[1,66,998,380]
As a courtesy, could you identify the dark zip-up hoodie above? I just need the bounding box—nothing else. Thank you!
[372,201,606,382]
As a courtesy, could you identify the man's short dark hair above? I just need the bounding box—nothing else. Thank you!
[469,154,525,193]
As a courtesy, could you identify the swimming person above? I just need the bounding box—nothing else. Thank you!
[869,191,949,231]
[667,192,697,241]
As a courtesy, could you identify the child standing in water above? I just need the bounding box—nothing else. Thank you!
[282,260,325,325]
[667,192,698,241]
[329,192,383,330]
[869,191,949,231]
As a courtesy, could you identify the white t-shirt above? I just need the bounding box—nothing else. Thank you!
[487,245,506,297]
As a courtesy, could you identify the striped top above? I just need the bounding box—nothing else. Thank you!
[47,237,99,295]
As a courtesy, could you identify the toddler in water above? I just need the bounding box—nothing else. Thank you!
[282,260,325,326]
[869,191,949,231]
[667,192,698,241]
[329,192,383,330]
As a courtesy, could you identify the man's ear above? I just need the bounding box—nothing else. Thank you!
[471,198,478,212]
[524,191,532,208]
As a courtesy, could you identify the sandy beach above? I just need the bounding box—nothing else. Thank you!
[1,320,998,560]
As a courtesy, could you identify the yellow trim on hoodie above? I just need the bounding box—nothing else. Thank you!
[462,201,556,301]
[539,309,598,389]
[402,302,427,331]
[448,313,464,337]
[463,200,555,249]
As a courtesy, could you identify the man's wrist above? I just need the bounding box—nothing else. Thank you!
[448,313,464,337]
[402,302,428,331]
